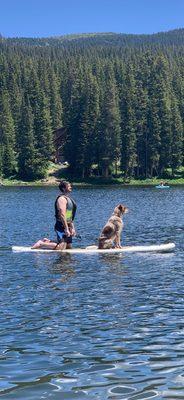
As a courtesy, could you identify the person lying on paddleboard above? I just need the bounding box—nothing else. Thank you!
[32,180,77,250]
[159,181,168,187]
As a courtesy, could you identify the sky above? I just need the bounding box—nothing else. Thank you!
[1,0,184,38]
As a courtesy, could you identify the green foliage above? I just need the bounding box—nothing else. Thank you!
[120,65,137,177]
[0,90,16,177]
[0,30,184,180]
[0,144,3,177]
[18,96,47,180]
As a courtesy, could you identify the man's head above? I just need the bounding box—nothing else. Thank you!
[58,180,72,193]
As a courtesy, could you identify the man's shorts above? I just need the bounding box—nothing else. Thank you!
[55,229,72,244]
[55,220,73,244]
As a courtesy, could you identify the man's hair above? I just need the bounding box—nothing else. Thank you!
[58,180,70,193]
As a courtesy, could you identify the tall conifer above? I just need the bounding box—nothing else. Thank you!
[97,65,121,177]
[120,66,137,178]
[170,94,183,175]
[0,90,16,177]
[18,96,45,180]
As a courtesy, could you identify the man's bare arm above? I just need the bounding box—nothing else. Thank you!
[57,197,70,234]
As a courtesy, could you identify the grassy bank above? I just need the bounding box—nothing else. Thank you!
[1,176,184,187]
[1,164,184,187]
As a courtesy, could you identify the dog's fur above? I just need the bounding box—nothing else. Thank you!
[98,204,128,249]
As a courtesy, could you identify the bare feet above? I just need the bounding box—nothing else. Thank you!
[31,240,43,249]
[31,239,68,250]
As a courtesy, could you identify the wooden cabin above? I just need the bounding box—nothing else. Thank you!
[53,127,67,163]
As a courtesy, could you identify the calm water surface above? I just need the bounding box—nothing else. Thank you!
[0,186,184,399]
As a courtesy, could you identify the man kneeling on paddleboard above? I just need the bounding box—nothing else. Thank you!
[32,180,77,250]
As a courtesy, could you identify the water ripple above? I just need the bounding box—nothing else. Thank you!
[0,186,184,399]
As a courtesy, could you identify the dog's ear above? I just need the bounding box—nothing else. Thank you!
[113,204,124,216]
[118,204,128,214]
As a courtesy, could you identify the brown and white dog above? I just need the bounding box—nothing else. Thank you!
[98,204,128,249]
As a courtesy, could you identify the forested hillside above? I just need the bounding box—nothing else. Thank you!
[0,29,184,180]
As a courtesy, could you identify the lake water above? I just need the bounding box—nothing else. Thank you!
[0,186,184,400]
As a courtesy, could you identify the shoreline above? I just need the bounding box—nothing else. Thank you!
[1,178,184,187]
[1,163,183,187]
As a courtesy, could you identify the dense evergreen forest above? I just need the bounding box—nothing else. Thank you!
[0,29,184,180]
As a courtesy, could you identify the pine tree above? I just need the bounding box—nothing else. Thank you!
[171,65,184,167]
[133,53,153,178]
[97,65,121,177]
[49,69,63,130]
[0,131,3,177]
[18,95,46,180]
[120,66,137,178]
[75,70,100,177]
[0,90,16,177]
[147,95,161,177]
[146,56,172,177]
[134,79,149,177]
[170,94,183,175]
[153,56,172,174]
[64,70,84,175]
[34,90,54,161]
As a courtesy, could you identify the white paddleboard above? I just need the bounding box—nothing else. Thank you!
[155,185,170,189]
[12,243,175,254]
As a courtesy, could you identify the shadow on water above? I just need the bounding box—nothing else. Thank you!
[97,253,128,275]
[48,254,76,283]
